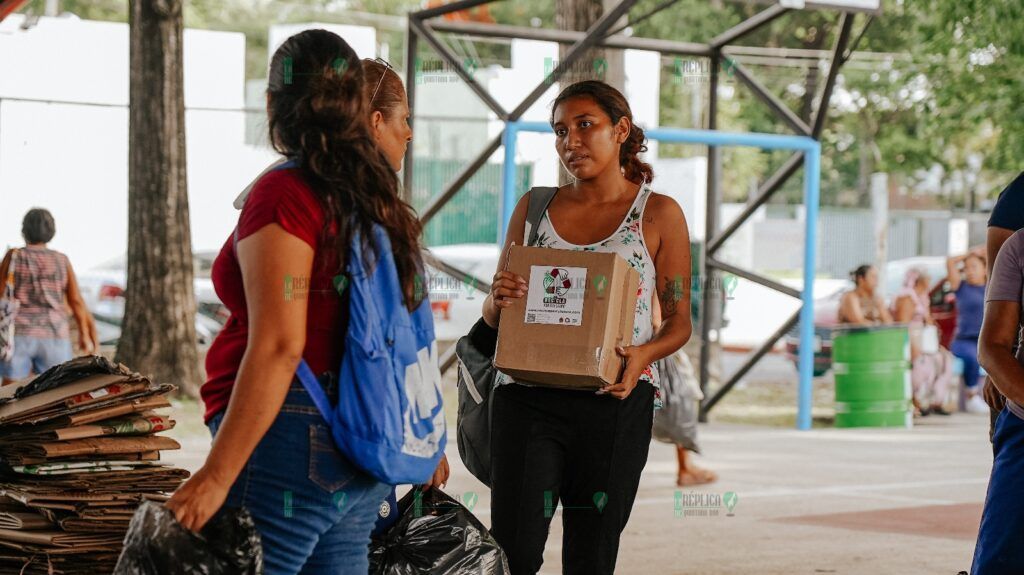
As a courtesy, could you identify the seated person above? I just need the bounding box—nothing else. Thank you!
[891,268,954,416]
[838,264,893,325]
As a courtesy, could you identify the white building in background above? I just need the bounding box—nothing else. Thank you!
[0,13,276,271]
[0,13,713,272]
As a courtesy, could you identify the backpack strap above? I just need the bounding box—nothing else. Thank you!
[295,358,333,419]
[524,187,558,247]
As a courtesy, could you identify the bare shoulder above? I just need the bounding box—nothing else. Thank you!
[643,191,684,215]
[643,191,687,229]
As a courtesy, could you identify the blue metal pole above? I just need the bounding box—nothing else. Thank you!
[500,124,519,245]
[797,143,821,431]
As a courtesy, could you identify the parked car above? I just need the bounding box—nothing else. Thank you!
[424,244,500,342]
[784,256,957,375]
[78,252,227,347]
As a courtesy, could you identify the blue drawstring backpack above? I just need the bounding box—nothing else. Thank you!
[237,159,445,486]
[295,222,446,485]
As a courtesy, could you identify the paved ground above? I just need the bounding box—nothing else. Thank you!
[164,350,993,575]
[420,413,989,575]
[165,408,991,575]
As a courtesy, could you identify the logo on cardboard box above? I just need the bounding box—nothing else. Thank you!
[525,264,586,326]
[543,268,571,305]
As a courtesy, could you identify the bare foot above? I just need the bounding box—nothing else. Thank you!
[677,467,718,486]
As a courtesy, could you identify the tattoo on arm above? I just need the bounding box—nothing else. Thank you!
[659,274,684,318]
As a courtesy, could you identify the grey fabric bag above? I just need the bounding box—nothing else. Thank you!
[455,187,556,487]
[652,352,703,453]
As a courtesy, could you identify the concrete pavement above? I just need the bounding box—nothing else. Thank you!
[165,398,992,575]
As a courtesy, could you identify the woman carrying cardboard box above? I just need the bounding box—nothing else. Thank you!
[481,80,693,575]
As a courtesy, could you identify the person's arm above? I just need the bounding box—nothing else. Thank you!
[979,301,1024,405]
[64,261,98,355]
[946,254,964,292]
[602,195,692,400]
[984,226,1017,410]
[978,232,1024,406]
[838,292,870,326]
[892,296,914,323]
[877,296,894,324]
[481,192,531,328]
[167,223,313,531]
[987,228,1014,279]
[893,296,922,359]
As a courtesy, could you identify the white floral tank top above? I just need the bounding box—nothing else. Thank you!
[529,184,662,408]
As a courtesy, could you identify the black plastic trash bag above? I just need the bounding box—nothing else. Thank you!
[11,355,132,401]
[369,487,509,575]
[113,501,263,575]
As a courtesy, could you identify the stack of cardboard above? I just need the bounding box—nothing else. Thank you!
[0,357,189,574]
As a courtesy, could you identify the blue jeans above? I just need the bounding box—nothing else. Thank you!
[208,379,390,575]
[0,335,72,380]
[952,336,981,389]
[972,407,1024,573]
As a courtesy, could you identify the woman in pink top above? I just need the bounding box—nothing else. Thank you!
[0,209,97,385]
[890,268,954,416]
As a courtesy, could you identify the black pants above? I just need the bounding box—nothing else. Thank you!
[490,380,655,575]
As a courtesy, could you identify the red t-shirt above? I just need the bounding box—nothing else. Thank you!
[201,167,348,422]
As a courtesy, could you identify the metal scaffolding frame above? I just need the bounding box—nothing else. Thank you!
[408,0,867,426]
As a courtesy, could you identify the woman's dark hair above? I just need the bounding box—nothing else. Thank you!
[267,31,423,309]
[549,80,654,185]
[362,59,405,121]
[22,208,56,244]
[850,264,874,285]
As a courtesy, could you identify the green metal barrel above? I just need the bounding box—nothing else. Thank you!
[832,325,912,428]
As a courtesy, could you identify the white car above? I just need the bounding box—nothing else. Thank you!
[424,244,500,342]
[77,252,226,346]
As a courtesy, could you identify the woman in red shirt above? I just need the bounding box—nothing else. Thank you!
[167,31,427,575]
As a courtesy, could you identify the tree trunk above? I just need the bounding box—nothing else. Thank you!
[556,0,605,86]
[118,0,201,396]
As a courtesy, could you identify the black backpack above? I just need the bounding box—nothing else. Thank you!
[455,186,557,487]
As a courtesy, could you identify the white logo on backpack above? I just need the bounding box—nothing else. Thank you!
[401,341,446,457]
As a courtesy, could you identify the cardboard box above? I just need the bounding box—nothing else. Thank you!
[494,246,640,389]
